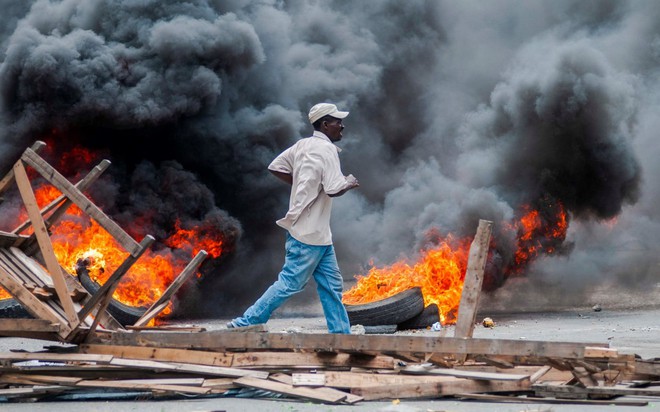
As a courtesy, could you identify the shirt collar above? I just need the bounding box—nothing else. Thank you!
[312,130,342,152]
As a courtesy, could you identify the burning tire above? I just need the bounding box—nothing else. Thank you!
[76,266,147,326]
[0,298,32,319]
[397,303,440,330]
[344,287,424,326]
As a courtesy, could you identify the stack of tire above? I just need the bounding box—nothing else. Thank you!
[343,287,440,334]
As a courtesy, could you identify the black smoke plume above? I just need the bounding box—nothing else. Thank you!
[0,0,656,316]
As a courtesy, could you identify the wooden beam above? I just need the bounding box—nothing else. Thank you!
[0,352,113,363]
[76,379,212,395]
[352,377,530,400]
[0,318,59,334]
[79,344,234,367]
[533,382,660,397]
[13,159,111,236]
[0,141,46,197]
[273,373,363,404]
[234,376,347,404]
[80,344,396,369]
[21,148,141,256]
[457,392,648,406]
[0,374,83,386]
[402,365,529,381]
[13,160,79,326]
[132,250,208,327]
[0,247,71,336]
[455,219,492,339]
[529,365,553,383]
[90,331,609,359]
[322,371,455,388]
[108,358,269,379]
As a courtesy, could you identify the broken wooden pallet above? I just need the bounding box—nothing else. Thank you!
[0,141,208,342]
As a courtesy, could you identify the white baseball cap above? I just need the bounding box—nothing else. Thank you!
[308,103,349,124]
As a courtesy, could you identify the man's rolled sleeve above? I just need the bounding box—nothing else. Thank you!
[268,147,293,174]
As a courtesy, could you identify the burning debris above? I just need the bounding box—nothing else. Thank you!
[0,142,240,318]
[0,142,209,340]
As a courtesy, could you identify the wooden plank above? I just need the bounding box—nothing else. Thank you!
[125,325,206,332]
[0,251,38,289]
[635,360,660,376]
[0,373,83,385]
[402,365,529,381]
[201,378,238,391]
[584,346,619,359]
[352,377,530,400]
[291,373,326,387]
[530,365,553,383]
[132,250,208,327]
[108,358,269,379]
[21,148,141,256]
[571,366,599,387]
[80,344,395,369]
[13,159,111,236]
[0,385,67,398]
[234,375,347,404]
[455,219,492,339]
[457,365,572,383]
[0,141,46,197]
[0,319,59,333]
[79,344,233,367]
[0,352,113,363]
[78,235,154,324]
[13,160,78,326]
[6,247,55,287]
[534,382,660,397]
[0,262,69,334]
[76,379,212,395]
[94,378,205,386]
[457,392,648,406]
[91,330,609,359]
[232,351,396,369]
[129,302,168,327]
[274,373,363,404]
[323,371,456,388]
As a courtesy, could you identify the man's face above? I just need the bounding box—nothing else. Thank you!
[323,117,345,142]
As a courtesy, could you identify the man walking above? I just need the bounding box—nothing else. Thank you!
[228,103,359,333]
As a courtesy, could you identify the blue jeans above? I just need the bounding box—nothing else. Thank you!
[232,233,351,333]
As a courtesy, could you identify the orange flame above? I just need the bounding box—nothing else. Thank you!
[509,201,568,274]
[343,236,470,324]
[343,201,569,325]
[0,146,224,315]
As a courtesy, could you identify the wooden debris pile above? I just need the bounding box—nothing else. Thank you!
[0,141,207,342]
[0,326,658,406]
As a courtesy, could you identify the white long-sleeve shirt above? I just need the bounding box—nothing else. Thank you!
[268,131,353,245]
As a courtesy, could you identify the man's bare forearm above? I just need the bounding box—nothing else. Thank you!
[328,174,359,197]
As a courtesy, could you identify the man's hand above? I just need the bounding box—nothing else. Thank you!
[328,174,359,197]
[345,174,359,188]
